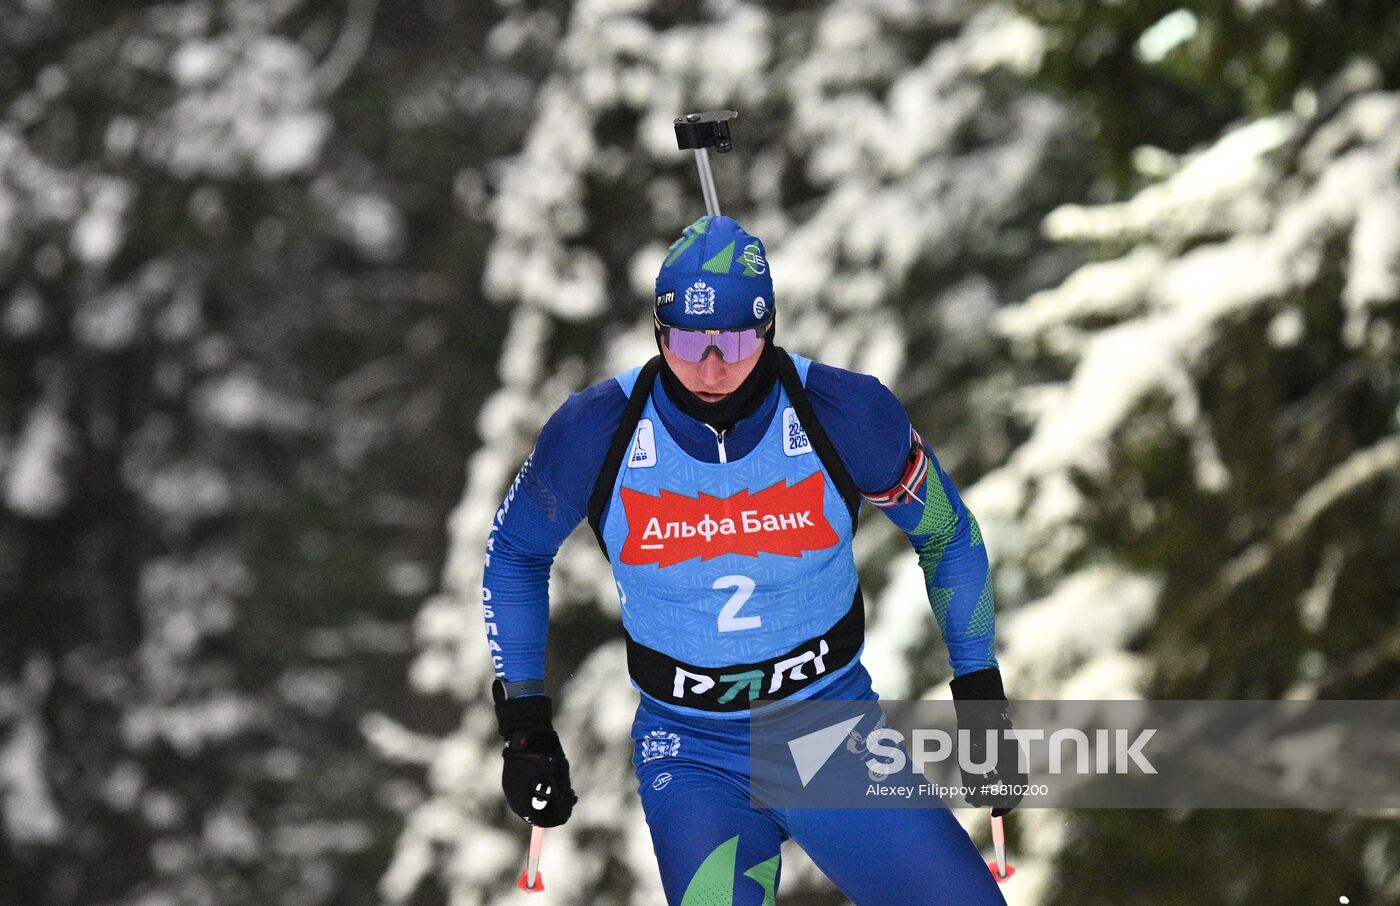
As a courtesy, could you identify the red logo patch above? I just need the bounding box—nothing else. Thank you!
[619,472,838,567]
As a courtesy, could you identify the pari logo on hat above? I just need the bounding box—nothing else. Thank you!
[655,215,775,330]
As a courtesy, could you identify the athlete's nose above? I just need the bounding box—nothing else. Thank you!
[697,348,728,385]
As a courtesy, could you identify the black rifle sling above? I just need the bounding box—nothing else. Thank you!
[772,346,861,527]
[586,349,862,559]
[588,356,663,555]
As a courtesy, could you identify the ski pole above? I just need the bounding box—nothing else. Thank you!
[673,110,739,217]
[987,813,1016,882]
[515,825,546,894]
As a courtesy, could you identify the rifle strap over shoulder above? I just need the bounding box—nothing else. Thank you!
[587,356,663,554]
[773,347,861,527]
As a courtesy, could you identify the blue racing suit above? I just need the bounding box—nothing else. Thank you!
[481,352,1005,904]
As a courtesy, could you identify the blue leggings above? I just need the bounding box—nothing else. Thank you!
[631,690,1007,905]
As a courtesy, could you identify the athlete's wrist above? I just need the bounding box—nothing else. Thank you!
[950,667,1006,703]
[492,678,554,737]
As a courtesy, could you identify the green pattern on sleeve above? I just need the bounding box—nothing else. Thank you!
[917,534,951,586]
[742,854,781,906]
[964,573,996,637]
[915,474,958,584]
[929,586,955,639]
[914,475,956,537]
[682,835,739,906]
[901,454,999,672]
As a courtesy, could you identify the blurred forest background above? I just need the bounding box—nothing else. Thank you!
[1,0,1397,904]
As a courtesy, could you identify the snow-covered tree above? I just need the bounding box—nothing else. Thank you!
[975,1,1400,899]
[1,2,520,903]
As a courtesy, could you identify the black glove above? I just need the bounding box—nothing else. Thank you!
[492,680,578,827]
[951,668,1025,817]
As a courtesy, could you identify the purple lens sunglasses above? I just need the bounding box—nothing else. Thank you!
[656,317,769,363]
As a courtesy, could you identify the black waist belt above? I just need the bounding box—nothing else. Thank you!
[624,587,865,713]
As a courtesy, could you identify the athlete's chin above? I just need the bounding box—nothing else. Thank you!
[694,390,731,402]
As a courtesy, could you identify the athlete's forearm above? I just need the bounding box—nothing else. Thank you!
[869,435,999,676]
[481,457,580,691]
[920,501,997,676]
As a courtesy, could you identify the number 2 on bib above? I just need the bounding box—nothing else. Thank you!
[714,575,761,632]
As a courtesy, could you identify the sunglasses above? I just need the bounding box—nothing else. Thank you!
[656,318,768,363]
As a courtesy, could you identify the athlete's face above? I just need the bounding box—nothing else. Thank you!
[661,339,765,403]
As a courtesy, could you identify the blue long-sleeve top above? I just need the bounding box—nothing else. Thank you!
[480,360,997,694]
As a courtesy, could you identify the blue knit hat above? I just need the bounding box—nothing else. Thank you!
[654,216,774,330]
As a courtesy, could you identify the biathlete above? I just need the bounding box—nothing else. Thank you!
[482,215,1021,904]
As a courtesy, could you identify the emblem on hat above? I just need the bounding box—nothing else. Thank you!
[753,295,769,320]
[684,280,716,316]
[741,241,767,277]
